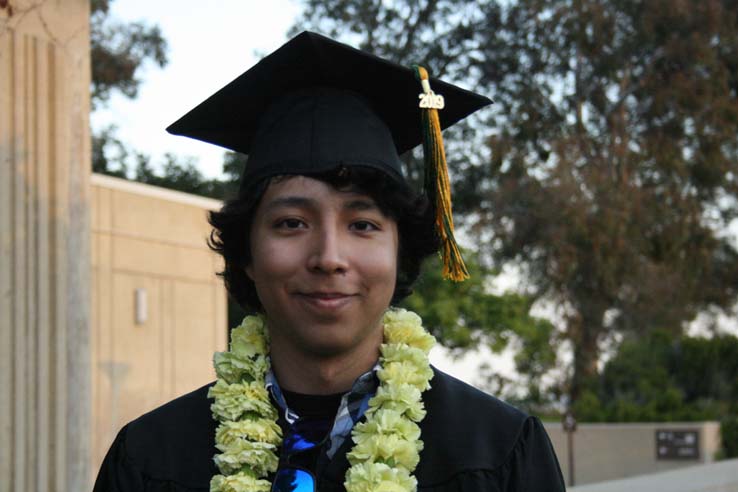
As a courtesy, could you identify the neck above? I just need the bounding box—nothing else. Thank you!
[269,332,382,395]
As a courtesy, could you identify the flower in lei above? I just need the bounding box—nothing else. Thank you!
[208,308,436,492]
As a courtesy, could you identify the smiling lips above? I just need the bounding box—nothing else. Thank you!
[296,291,357,310]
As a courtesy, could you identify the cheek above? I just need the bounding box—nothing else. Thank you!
[371,248,398,279]
[355,232,399,289]
[248,225,295,283]
[249,240,299,282]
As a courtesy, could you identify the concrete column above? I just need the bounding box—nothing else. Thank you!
[0,1,91,491]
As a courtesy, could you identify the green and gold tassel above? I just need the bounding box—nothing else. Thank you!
[413,65,469,281]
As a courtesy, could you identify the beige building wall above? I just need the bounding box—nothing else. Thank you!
[90,173,228,473]
[545,421,721,486]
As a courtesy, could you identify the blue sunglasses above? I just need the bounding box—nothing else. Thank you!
[272,419,328,492]
[272,467,316,492]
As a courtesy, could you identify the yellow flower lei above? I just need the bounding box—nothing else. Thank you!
[208,308,436,492]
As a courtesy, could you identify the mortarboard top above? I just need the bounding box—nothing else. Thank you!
[166,31,491,182]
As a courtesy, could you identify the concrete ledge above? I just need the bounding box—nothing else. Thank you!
[569,459,738,492]
[91,173,223,211]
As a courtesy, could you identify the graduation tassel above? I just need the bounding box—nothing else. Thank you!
[414,65,469,281]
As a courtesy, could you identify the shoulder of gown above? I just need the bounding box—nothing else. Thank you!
[93,383,217,492]
[415,367,566,491]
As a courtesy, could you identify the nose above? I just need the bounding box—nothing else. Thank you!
[307,225,349,275]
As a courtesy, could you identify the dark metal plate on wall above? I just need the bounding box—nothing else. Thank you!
[656,429,700,460]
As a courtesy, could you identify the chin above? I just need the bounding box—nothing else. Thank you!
[298,335,366,358]
[296,323,382,358]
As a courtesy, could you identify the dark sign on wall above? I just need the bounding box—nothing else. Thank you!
[656,429,700,460]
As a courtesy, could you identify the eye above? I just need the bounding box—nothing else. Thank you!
[274,218,306,229]
[350,220,379,232]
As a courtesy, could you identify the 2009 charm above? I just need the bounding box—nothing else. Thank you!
[419,92,445,109]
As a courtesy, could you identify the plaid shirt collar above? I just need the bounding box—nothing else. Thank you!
[265,359,380,458]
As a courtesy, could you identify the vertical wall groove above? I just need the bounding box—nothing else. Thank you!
[47,39,63,492]
[28,34,37,492]
[35,37,51,492]
[50,38,66,492]
[12,30,27,492]
[0,28,14,492]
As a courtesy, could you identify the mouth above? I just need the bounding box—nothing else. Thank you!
[295,291,356,310]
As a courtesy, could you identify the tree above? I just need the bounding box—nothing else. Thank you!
[475,0,738,405]
[90,0,168,109]
[131,152,238,199]
[92,124,129,177]
[292,0,738,407]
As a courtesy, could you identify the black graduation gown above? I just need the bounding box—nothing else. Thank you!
[93,368,566,492]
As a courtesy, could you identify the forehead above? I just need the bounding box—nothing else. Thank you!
[258,175,377,207]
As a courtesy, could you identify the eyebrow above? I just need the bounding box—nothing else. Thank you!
[263,196,315,211]
[263,195,380,212]
[343,198,380,212]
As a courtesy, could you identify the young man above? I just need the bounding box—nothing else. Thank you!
[94,32,565,492]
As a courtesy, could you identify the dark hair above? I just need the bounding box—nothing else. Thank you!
[207,166,439,312]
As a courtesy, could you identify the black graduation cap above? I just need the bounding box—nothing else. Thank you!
[167,31,492,281]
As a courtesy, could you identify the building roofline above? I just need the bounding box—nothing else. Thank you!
[91,173,223,211]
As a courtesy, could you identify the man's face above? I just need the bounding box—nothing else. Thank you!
[246,175,398,360]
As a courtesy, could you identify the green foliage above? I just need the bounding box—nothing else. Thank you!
[721,415,738,459]
[134,154,204,193]
[131,153,239,200]
[574,331,738,423]
[219,151,248,199]
[674,335,738,407]
[92,124,129,177]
